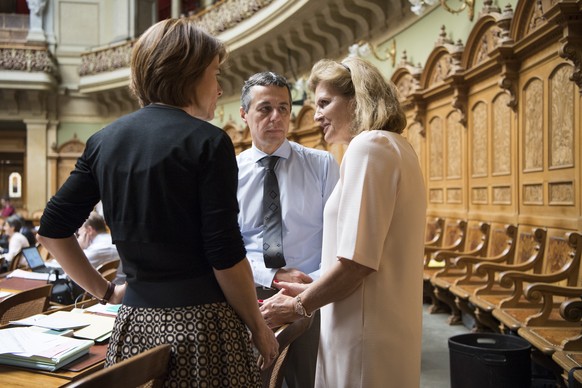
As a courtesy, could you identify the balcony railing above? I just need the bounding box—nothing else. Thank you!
[0,44,58,77]
[190,0,274,35]
[78,0,274,78]
[79,40,134,77]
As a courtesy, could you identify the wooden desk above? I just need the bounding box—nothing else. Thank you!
[552,351,582,385]
[0,277,47,301]
[0,343,107,387]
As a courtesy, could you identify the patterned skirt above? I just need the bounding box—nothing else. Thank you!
[105,302,262,388]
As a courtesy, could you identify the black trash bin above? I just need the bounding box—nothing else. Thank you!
[448,333,531,388]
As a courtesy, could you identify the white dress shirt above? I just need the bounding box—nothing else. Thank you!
[84,232,120,268]
[237,140,340,287]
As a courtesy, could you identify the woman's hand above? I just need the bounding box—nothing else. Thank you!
[260,290,300,329]
[107,282,126,305]
[252,322,279,370]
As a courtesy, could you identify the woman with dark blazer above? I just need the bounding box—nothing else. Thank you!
[37,18,278,387]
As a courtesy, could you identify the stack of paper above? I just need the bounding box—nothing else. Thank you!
[10,310,116,342]
[0,327,94,371]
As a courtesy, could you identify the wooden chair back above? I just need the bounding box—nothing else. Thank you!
[425,217,444,246]
[36,243,51,262]
[95,259,120,274]
[7,250,24,272]
[0,284,53,325]
[65,343,172,388]
[261,316,314,388]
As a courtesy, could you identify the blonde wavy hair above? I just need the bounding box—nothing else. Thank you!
[307,56,406,135]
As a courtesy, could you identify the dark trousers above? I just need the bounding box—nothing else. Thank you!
[256,287,319,388]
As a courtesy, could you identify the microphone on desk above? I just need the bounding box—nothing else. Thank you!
[48,268,61,284]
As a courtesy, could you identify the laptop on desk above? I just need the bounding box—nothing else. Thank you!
[22,246,53,274]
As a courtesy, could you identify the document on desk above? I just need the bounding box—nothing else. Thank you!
[7,269,57,281]
[0,327,94,371]
[10,310,116,341]
[10,313,91,330]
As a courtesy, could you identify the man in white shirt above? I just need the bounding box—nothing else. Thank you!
[77,211,124,283]
[237,72,340,388]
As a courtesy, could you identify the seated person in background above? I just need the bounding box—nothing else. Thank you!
[14,214,36,246]
[77,212,124,284]
[0,215,30,269]
[0,218,7,252]
[1,196,15,218]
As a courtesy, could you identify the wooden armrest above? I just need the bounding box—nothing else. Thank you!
[499,270,570,288]
[560,299,582,322]
[425,244,458,254]
[456,253,509,266]
[520,283,582,326]
[525,283,582,300]
[475,259,538,278]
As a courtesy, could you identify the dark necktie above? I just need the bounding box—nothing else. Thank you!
[260,156,286,268]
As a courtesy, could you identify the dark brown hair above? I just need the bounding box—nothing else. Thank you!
[130,18,227,107]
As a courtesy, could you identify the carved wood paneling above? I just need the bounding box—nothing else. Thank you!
[492,93,511,175]
[471,102,488,177]
[523,183,544,205]
[493,186,511,205]
[446,112,462,179]
[523,78,544,172]
[428,117,444,180]
[472,187,488,204]
[549,65,575,168]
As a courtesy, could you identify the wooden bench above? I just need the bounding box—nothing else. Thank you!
[424,218,466,313]
[429,221,491,324]
[491,230,582,332]
[466,226,547,332]
[444,223,518,329]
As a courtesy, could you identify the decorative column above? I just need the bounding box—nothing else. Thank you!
[26,0,47,43]
[23,119,49,213]
[171,0,181,18]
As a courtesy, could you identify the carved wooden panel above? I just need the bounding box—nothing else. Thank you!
[473,26,502,67]
[431,54,453,86]
[492,93,511,175]
[523,183,544,205]
[515,232,536,264]
[493,186,511,205]
[549,65,574,169]
[523,78,544,172]
[429,188,444,204]
[472,187,488,204]
[549,181,574,206]
[446,111,462,179]
[544,237,571,285]
[467,224,484,251]
[407,122,425,176]
[429,117,443,180]
[471,102,488,177]
[490,227,509,257]
[443,221,462,246]
[447,188,462,204]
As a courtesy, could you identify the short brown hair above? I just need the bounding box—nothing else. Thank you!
[130,18,227,107]
[308,57,406,135]
[83,212,107,233]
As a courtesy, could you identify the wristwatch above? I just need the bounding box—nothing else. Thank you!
[294,295,312,318]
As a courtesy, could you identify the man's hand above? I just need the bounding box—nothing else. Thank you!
[272,280,308,298]
[273,268,312,285]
